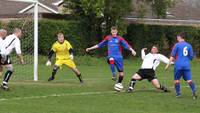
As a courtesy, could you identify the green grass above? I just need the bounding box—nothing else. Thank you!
[0,56,199,113]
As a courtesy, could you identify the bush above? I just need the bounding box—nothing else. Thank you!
[0,19,85,56]
[127,24,200,57]
[38,19,82,55]
[1,19,200,57]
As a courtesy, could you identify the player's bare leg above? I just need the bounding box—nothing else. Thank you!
[127,73,141,93]
[48,65,59,81]
[71,68,83,83]
[1,64,13,90]
[151,79,170,92]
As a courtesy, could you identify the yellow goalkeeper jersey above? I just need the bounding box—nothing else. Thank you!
[51,40,73,60]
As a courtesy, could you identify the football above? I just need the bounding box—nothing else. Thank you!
[114,83,123,91]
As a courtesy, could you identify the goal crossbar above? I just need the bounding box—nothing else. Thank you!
[7,0,38,3]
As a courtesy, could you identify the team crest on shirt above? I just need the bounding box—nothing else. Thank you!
[115,39,118,43]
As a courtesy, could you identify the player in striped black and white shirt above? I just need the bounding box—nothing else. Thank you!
[127,46,172,93]
[0,28,24,90]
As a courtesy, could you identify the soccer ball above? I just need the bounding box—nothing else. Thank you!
[114,83,123,91]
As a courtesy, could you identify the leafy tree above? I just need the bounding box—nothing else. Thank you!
[149,0,174,18]
[64,0,133,45]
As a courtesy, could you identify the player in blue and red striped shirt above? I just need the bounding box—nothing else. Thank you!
[165,32,197,99]
[86,26,136,85]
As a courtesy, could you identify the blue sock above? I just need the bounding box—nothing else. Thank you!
[188,81,196,93]
[175,83,181,95]
[110,64,116,77]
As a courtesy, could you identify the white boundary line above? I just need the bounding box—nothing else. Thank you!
[10,76,187,83]
[0,85,198,102]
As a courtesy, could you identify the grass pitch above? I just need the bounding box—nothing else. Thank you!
[0,56,199,113]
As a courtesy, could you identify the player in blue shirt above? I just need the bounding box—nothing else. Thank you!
[165,32,197,99]
[86,26,136,86]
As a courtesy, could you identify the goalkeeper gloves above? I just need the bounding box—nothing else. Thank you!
[70,54,74,60]
[46,60,51,66]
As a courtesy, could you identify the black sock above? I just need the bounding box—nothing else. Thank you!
[118,76,123,83]
[160,84,167,91]
[129,78,136,88]
[3,70,13,83]
[51,68,58,78]
[77,74,83,82]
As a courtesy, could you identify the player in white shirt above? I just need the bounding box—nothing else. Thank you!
[127,46,171,93]
[0,29,7,76]
[0,28,24,90]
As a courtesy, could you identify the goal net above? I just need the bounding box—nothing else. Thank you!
[2,15,35,81]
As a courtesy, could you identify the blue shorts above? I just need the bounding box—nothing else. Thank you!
[107,57,123,72]
[174,68,192,81]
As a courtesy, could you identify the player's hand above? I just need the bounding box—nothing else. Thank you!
[70,54,74,60]
[131,50,136,56]
[46,60,51,66]
[86,48,90,52]
[142,48,147,51]
[130,48,136,56]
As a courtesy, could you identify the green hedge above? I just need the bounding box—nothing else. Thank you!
[38,19,83,55]
[0,19,86,56]
[127,24,200,57]
[1,19,200,57]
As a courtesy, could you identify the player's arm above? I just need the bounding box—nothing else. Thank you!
[120,38,136,56]
[46,50,54,66]
[48,50,54,61]
[15,39,24,64]
[188,45,194,60]
[141,48,147,59]
[158,54,174,65]
[66,41,74,60]
[86,45,99,52]
[165,46,177,70]
[46,43,56,66]
[86,37,108,52]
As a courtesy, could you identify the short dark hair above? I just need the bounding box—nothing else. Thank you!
[111,26,118,30]
[177,32,186,39]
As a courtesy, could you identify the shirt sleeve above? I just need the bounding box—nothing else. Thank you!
[65,41,73,50]
[188,45,194,60]
[141,49,146,60]
[15,38,22,54]
[51,43,57,52]
[120,38,131,50]
[158,54,170,64]
[171,44,178,58]
[97,37,108,48]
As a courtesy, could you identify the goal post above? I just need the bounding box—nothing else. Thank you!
[7,0,39,81]
[34,1,38,81]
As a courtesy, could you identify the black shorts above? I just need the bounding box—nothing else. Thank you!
[136,69,157,82]
[0,55,12,65]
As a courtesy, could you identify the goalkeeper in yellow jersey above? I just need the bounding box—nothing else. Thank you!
[46,33,83,83]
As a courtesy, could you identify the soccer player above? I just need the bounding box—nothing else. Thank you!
[46,33,83,83]
[0,28,24,90]
[0,29,7,76]
[127,46,171,93]
[86,26,136,86]
[165,32,197,99]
